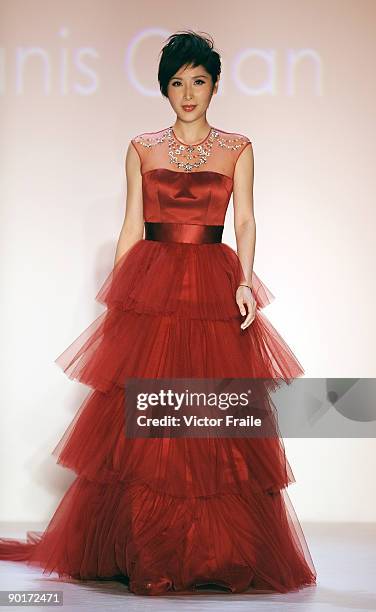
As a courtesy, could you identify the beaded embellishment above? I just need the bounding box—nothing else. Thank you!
[133,127,250,172]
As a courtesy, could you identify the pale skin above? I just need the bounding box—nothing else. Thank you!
[114,62,257,329]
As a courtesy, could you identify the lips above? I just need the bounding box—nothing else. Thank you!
[182,105,196,111]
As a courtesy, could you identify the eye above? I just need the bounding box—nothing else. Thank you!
[171,79,206,87]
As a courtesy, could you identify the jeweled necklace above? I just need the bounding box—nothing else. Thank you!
[167,125,219,172]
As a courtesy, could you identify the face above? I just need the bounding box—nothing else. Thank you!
[166,63,219,122]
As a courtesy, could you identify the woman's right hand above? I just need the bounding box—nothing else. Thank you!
[235,285,257,330]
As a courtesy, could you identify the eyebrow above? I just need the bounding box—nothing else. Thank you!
[170,74,208,80]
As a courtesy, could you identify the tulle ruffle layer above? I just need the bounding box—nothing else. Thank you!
[51,385,294,496]
[0,475,316,595]
[95,239,275,319]
[54,239,303,393]
[54,308,304,394]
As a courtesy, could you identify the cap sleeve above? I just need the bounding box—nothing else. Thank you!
[130,129,170,174]
[233,133,252,165]
[130,134,144,168]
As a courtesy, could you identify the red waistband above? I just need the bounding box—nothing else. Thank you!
[144,222,224,244]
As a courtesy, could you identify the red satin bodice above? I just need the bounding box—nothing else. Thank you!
[141,168,233,225]
[131,126,251,226]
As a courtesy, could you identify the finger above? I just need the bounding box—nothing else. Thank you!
[240,312,256,329]
[243,303,256,318]
[236,299,246,316]
[241,318,254,330]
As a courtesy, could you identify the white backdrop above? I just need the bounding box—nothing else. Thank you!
[1,0,375,523]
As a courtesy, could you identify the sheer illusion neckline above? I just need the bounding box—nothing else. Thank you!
[170,125,213,146]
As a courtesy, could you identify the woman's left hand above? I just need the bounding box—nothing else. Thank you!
[236,285,257,329]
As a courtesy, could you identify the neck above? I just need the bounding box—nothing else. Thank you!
[172,118,211,145]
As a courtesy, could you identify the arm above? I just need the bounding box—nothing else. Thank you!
[232,142,257,329]
[113,141,144,266]
[233,142,256,286]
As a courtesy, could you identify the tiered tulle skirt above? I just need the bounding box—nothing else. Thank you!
[0,239,317,595]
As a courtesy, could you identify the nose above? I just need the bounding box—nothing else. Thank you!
[183,86,193,100]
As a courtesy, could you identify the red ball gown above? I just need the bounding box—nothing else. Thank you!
[0,126,317,595]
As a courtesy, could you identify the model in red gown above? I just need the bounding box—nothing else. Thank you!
[0,126,317,595]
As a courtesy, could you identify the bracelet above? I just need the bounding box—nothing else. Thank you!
[238,284,252,290]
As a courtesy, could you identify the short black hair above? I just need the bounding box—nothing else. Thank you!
[158,30,221,98]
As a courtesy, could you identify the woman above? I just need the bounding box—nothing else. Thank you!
[0,30,317,596]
